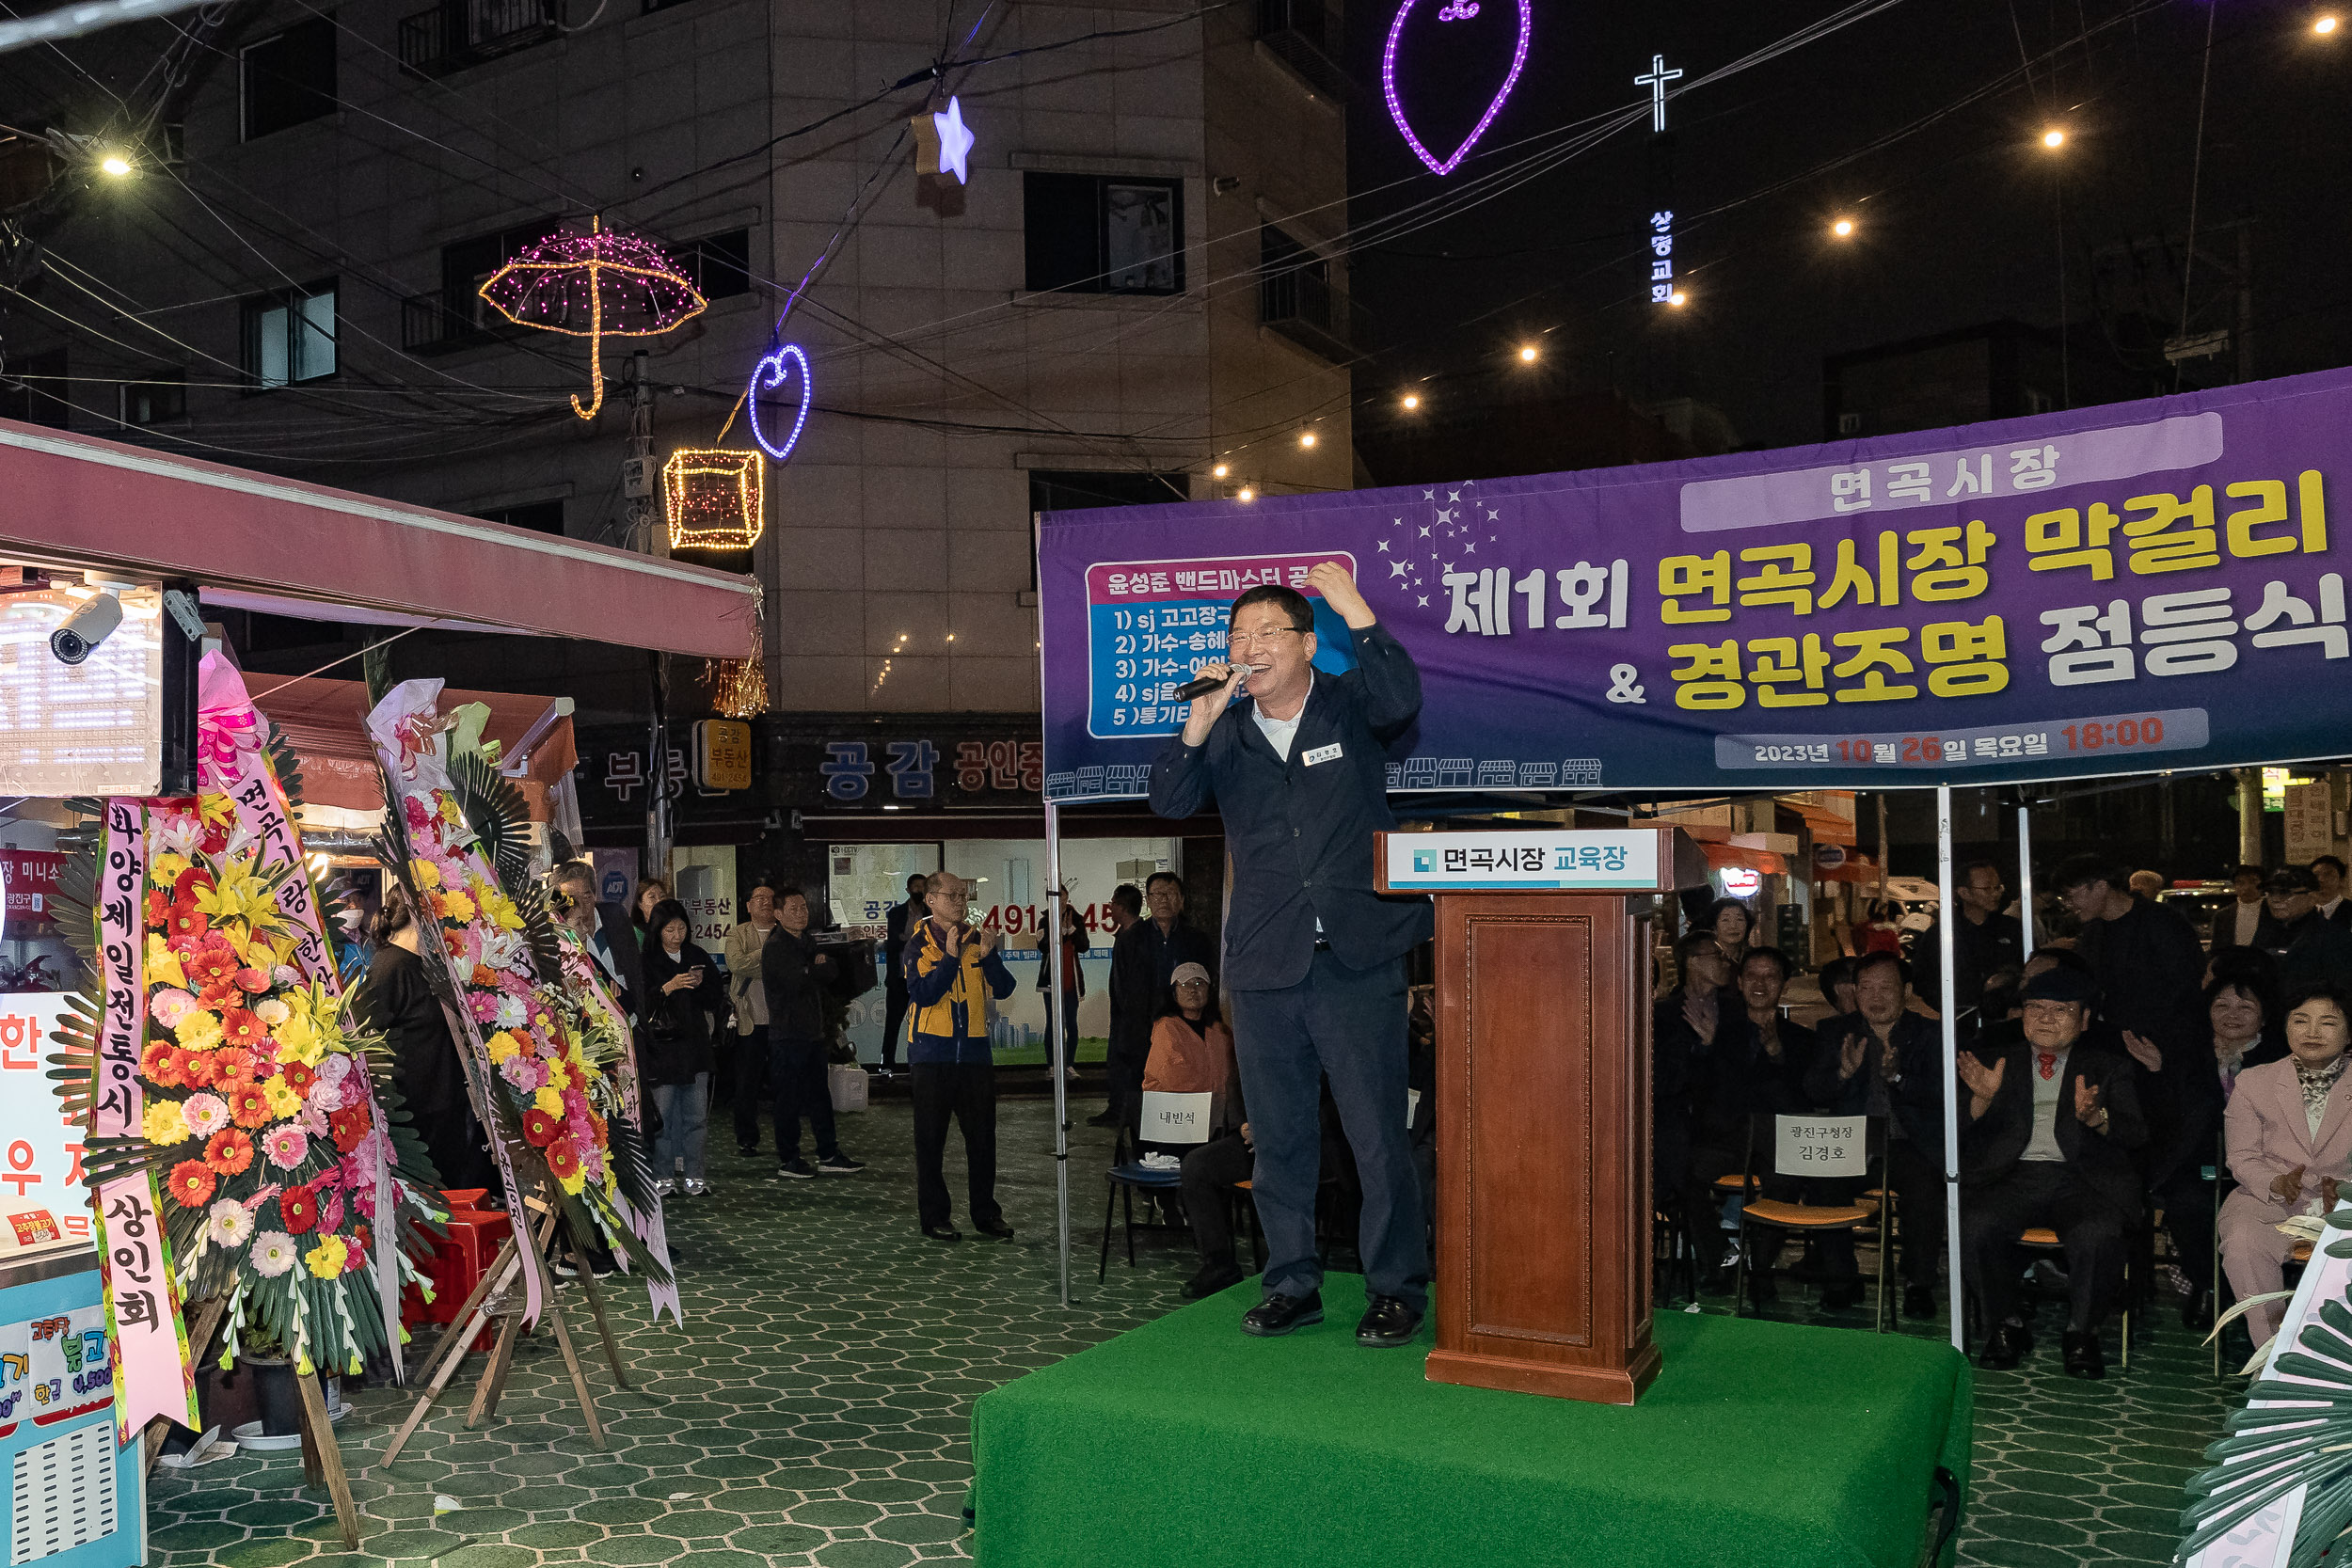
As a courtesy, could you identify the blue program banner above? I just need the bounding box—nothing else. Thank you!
[1038,368,2352,800]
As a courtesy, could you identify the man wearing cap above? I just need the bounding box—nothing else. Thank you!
[1150,562,1432,1349]
[2257,865,2352,993]
[1957,966,2147,1378]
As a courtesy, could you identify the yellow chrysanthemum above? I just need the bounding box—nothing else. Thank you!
[149,851,191,884]
[145,935,187,989]
[262,1077,303,1119]
[545,1059,571,1092]
[437,798,463,827]
[141,1100,192,1146]
[441,889,476,922]
[409,858,441,890]
[303,1235,347,1279]
[556,1164,587,1196]
[485,1031,521,1064]
[174,1011,223,1051]
[532,1086,564,1118]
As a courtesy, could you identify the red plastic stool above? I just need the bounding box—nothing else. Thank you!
[401,1190,513,1354]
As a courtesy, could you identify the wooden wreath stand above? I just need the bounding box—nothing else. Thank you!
[376,1180,631,1469]
[145,1295,364,1547]
[1375,827,1706,1406]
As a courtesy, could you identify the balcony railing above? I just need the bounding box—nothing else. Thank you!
[1259,264,1359,364]
[398,0,560,77]
[1256,0,1350,103]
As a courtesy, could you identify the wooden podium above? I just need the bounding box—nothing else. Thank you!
[1376,826,1708,1406]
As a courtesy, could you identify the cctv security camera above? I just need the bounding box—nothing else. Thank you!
[49,591,123,665]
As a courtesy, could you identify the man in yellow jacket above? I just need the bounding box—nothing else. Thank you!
[904,872,1018,1242]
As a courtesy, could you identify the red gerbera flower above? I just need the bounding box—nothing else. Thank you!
[167,1161,215,1210]
[183,935,244,1005]
[545,1137,581,1181]
[164,897,210,949]
[471,964,500,990]
[278,1183,316,1235]
[329,1104,372,1154]
[203,1129,254,1176]
[144,888,172,927]
[178,1051,222,1088]
[211,1046,255,1082]
[279,1061,316,1096]
[139,1040,186,1087]
[520,1108,560,1148]
[219,1011,267,1050]
[234,967,271,994]
[228,1084,273,1129]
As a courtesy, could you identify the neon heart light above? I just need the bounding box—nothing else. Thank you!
[746,343,812,463]
[1382,0,1532,177]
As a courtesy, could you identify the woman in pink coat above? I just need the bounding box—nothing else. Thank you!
[2221,981,2352,1344]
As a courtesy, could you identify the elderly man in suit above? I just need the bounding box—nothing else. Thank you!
[1150,561,1431,1348]
[2220,981,2352,1346]
[1959,965,2148,1379]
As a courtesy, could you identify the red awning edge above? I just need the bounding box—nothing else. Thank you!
[0,417,759,659]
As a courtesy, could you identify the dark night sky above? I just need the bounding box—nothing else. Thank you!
[1345,0,2352,451]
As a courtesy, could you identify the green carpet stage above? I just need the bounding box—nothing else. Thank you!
[972,1275,1971,1568]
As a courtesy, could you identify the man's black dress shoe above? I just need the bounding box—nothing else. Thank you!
[2062,1329,2106,1380]
[2181,1289,2214,1334]
[1241,1291,1323,1337]
[1356,1295,1423,1348]
[1820,1280,1865,1311]
[922,1224,961,1243]
[1902,1286,1938,1321]
[1978,1321,2033,1370]
[976,1219,1015,1241]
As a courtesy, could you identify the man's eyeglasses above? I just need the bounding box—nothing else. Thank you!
[1228,626,1306,649]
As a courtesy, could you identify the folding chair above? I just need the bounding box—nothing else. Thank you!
[1098,1127,1186,1281]
[2015,1225,2135,1371]
[1732,1113,1889,1327]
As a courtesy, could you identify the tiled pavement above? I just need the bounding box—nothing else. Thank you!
[146,1095,2227,1568]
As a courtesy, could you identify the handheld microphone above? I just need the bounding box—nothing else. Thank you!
[1172,668,1252,702]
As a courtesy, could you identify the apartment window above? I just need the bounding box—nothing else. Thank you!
[120,368,187,426]
[471,500,564,535]
[442,218,561,328]
[681,229,752,301]
[1029,470,1189,513]
[0,348,69,427]
[244,281,338,388]
[242,18,337,141]
[1023,174,1184,295]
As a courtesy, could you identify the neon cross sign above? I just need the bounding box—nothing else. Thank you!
[1636,53,1683,134]
[1382,0,1533,177]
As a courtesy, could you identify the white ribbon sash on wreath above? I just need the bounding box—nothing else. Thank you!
[557,931,678,1323]
[195,653,410,1379]
[92,801,199,1446]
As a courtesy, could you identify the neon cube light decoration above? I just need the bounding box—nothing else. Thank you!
[662,449,765,550]
[1382,0,1533,177]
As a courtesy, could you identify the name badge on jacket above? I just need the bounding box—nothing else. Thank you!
[1302,743,1343,767]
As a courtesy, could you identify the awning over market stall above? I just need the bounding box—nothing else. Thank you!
[249,675,576,819]
[0,418,757,658]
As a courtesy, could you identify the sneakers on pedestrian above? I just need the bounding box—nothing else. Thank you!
[773,1160,817,1180]
[815,1153,866,1174]
[652,1178,675,1197]
[682,1179,710,1196]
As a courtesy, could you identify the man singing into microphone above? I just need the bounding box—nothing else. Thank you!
[1149,561,1432,1346]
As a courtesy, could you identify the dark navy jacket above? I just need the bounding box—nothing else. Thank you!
[1148,621,1432,991]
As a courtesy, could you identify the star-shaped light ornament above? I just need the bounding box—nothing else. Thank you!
[915,96,975,184]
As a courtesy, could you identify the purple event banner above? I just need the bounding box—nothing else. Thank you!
[1038,368,2352,800]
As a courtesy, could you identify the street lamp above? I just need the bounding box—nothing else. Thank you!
[2041,127,2067,150]
[1401,393,1421,411]
[1298,430,1317,449]
[2318,14,2341,33]
[1831,217,1855,239]
[98,152,132,177]
[1236,486,1256,501]
[1518,344,1539,364]
[1668,291,1688,308]
[1211,463,1229,479]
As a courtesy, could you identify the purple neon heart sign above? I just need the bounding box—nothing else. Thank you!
[1382,0,1532,177]
[746,343,811,463]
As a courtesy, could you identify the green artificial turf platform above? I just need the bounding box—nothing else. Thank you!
[972,1274,1971,1568]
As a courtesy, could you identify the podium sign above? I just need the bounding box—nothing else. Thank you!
[1378,827,1707,1405]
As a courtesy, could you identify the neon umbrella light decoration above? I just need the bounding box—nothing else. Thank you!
[1382,0,1533,177]
[477,215,708,420]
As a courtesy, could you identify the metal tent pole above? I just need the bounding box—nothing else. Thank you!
[1936,784,1964,1353]
[2017,802,2036,963]
[1030,509,1072,1307]
[1043,803,1073,1309]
